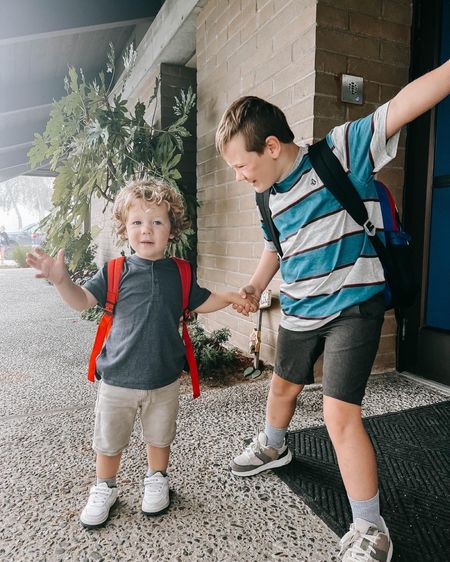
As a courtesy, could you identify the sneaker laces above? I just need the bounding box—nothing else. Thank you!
[242,436,262,459]
[339,525,378,560]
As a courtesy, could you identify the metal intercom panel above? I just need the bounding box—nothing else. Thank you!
[341,74,364,105]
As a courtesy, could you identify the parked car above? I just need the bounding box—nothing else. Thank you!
[23,223,45,247]
[5,223,45,258]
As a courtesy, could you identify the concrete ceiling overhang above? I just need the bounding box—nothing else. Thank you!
[0,0,164,182]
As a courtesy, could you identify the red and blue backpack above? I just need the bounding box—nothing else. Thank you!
[87,256,200,398]
[373,180,415,308]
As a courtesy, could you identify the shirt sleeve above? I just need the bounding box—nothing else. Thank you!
[188,269,211,311]
[328,101,401,187]
[83,265,107,307]
[263,238,278,252]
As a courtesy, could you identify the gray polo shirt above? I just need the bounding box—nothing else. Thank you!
[84,255,211,390]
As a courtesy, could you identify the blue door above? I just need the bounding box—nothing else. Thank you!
[400,0,450,386]
[425,0,450,331]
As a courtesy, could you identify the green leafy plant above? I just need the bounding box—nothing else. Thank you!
[81,305,103,323]
[66,241,101,322]
[29,43,196,270]
[63,239,98,278]
[11,245,32,268]
[187,320,240,381]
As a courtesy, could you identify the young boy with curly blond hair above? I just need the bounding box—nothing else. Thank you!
[27,177,257,528]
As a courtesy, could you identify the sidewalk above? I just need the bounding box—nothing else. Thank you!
[0,268,448,562]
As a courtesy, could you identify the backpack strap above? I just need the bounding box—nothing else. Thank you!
[87,256,125,382]
[255,190,283,257]
[172,257,200,399]
[308,138,389,267]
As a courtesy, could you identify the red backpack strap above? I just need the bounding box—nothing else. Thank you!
[87,256,125,382]
[172,257,200,399]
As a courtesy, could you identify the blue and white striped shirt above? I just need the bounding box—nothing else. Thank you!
[261,102,400,331]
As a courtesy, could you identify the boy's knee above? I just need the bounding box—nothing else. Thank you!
[323,397,362,436]
[270,373,303,400]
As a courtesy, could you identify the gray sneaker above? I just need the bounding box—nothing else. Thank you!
[231,431,292,476]
[339,517,393,561]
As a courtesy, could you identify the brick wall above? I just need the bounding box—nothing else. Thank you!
[160,64,198,266]
[196,0,412,375]
[196,0,317,364]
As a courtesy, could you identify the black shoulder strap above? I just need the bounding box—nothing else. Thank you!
[256,190,283,257]
[308,138,388,262]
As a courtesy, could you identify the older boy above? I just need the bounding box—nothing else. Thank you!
[27,177,257,528]
[215,60,450,561]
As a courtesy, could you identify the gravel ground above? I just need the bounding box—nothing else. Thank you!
[0,268,448,562]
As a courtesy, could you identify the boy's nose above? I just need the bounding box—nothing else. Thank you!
[235,169,245,182]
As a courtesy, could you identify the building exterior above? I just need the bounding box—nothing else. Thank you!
[91,0,450,387]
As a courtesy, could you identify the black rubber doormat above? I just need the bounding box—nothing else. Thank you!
[276,401,450,562]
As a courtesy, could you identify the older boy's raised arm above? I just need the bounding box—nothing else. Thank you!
[386,59,450,140]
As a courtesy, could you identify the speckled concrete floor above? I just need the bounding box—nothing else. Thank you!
[0,268,448,562]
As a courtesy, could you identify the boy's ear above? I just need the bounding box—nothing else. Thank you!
[265,136,282,159]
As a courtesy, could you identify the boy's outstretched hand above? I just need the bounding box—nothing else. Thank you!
[228,291,259,316]
[232,284,261,315]
[193,290,259,315]
[26,248,69,286]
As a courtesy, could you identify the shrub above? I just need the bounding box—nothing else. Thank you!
[29,44,196,272]
[12,245,32,267]
[81,305,103,323]
[60,239,101,322]
[188,320,239,380]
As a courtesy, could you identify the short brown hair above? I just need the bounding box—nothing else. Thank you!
[215,96,294,155]
[113,177,190,242]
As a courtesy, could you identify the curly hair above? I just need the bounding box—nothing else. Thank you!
[113,177,190,242]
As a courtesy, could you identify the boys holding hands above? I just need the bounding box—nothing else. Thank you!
[216,60,450,561]
[27,177,257,528]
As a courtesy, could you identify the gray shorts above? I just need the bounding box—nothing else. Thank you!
[93,379,180,456]
[274,293,385,405]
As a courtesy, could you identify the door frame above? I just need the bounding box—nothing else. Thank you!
[398,0,450,385]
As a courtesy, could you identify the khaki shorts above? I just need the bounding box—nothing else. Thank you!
[93,379,180,456]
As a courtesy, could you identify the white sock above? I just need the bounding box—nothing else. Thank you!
[146,469,167,477]
[348,491,385,531]
[264,422,287,449]
[96,477,117,488]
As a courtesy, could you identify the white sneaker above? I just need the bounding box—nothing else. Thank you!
[231,431,292,477]
[339,517,393,561]
[79,482,118,528]
[142,472,170,515]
